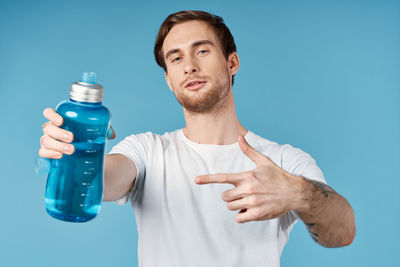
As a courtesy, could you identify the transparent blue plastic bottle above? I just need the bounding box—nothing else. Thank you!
[45,72,111,222]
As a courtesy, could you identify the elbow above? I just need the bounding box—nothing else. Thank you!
[319,216,356,248]
[337,199,356,247]
[336,214,357,248]
[333,216,357,248]
[336,228,356,248]
[344,221,356,247]
[344,206,357,246]
[320,231,355,248]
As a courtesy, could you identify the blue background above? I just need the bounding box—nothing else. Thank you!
[1,0,399,266]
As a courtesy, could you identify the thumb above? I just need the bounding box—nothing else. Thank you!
[238,135,269,165]
[107,126,116,140]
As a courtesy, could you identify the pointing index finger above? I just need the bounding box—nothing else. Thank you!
[195,172,243,185]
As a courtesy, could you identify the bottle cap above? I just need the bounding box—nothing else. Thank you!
[70,72,104,103]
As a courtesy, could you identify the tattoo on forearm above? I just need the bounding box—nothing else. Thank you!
[301,179,338,244]
[306,222,315,228]
[308,179,335,198]
[306,222,320,243]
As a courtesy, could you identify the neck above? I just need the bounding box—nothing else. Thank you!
[182,91,247,145]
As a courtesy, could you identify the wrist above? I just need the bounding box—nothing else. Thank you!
[290,175,312,214]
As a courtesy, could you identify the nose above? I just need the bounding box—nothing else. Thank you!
[184,56,199,74]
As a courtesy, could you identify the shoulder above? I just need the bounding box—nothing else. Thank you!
[246,131,304,161]
[121,129,180,142]
[117,130,179,148]
[247,131,311,159]
[246,131,325,182]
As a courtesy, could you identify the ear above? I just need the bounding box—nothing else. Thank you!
[164,72,173,92]
[227,52,239,76]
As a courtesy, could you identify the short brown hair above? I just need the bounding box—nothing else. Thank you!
[154,10,237,85]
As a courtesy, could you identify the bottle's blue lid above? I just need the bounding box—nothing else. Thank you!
[80,72,97,84]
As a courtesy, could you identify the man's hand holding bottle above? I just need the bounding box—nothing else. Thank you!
[38,107,116,159]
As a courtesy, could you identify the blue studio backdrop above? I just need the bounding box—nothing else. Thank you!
[1,0,399,266]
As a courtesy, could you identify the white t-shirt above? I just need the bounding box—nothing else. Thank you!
[108,129,326,267]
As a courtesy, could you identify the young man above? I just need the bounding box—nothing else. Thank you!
[39,10,355,267]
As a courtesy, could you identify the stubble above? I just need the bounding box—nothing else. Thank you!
[172,70,231,113]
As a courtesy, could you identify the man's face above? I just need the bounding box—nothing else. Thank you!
[163,20,238,113]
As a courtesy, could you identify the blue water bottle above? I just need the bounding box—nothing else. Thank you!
[45,72,111,222]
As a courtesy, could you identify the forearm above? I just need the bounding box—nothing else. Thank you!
[103,154,137,202]
[294,177,356,248]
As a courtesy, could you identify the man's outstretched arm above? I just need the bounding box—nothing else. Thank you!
[103,154,137,202]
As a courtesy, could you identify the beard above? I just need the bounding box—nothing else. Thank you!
[172,71,231,113]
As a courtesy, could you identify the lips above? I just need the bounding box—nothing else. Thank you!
[185,80,207,90]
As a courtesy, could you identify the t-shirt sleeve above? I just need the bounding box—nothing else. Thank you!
[107,132,153,205]
[279,144,327,231]
[281,144,326,184]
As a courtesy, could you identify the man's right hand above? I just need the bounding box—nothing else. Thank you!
[38,108,75,159]
[38,108,133,201]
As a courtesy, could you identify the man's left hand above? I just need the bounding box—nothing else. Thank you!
[195,136,307,223]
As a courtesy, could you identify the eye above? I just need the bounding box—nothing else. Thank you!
[172,57,181,63]
[198,49,208,55]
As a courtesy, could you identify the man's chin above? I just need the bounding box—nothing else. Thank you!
[174,83,228,113]
[179,96,221,113]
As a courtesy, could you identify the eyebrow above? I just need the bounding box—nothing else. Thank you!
[165,40,216,60]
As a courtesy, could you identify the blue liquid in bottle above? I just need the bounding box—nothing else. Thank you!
[45,72,111,222]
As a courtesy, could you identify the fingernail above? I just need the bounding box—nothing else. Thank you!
[64,134,70,141]
[64,145,73,154]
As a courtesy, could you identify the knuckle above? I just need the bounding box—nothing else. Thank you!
[254,209,263,218]
[244,171,256,182]
[41,135,50,147]
[42,122,52,134]
[44,108,55,119]
[53,115,61,124]
[40,135,46,146]
[58,128,68,138]
[42,122,48,132]
[42,135,59,150]
[248,196,258,206]
[242,184,253,195]
[221,173,228,183]
[248,171,257,179]
[50,125,63,138]
[46,137,56,148]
